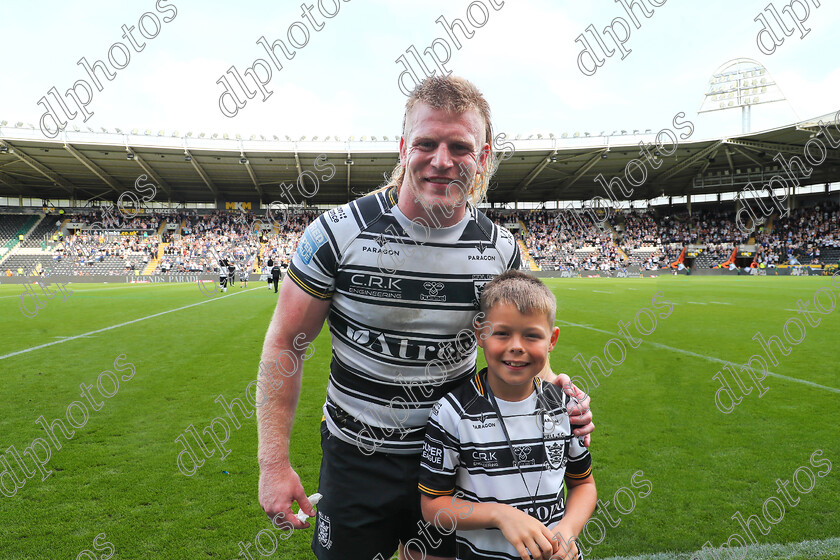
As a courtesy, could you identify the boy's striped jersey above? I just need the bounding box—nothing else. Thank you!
[419,370,592,560]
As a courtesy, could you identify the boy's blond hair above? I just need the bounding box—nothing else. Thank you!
[381,75,496,206]
[479,270,556,326]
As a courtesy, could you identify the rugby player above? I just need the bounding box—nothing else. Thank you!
[256,75,594,560]
[219,256,230,293]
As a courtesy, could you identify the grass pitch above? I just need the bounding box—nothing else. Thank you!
[0,276,838,559]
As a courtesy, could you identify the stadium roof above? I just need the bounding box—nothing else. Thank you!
[0,111,838,206]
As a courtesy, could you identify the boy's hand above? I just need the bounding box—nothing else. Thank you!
[553,373,593,447]
[548,520,579,560]
[495,505,558,560]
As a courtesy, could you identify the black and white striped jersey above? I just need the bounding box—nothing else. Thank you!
[286,187,521,454]
[419,369,592,560]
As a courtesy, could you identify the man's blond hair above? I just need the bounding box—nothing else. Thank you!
[382,75,496,205]
[479,270,557,326]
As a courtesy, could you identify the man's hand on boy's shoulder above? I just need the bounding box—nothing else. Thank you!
[542,370,593,448]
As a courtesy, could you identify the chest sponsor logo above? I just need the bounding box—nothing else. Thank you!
[469,242,496,260]
[345,325,468,362]
[362,245,400,255]
[472,451,499,468]
[514,445,536,467]
[348,274,403,299]
[421,281,446,302]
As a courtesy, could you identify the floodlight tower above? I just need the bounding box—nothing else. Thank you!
[698,58,786,133]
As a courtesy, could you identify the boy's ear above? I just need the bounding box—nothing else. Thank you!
[548,326,560,351]
[474,323,486,349]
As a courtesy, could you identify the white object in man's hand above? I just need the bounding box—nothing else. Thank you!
[295,493,323,523]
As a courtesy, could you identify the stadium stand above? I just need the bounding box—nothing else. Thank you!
[1,200,838,276]
[484,204,839,272]
[0,214,36,247]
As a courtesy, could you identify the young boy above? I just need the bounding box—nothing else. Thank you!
[419,270,597,560]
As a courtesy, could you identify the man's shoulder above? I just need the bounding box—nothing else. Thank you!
[295,188,395,267]
[466,208,519,268]
[320,187,395,233]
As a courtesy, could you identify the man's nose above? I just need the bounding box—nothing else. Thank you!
[430,144,453,169]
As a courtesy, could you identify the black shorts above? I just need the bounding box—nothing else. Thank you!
[312,421,455,560]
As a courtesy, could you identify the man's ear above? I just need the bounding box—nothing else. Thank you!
[548,326,560,351]
[399,136,407,167]
[476,142,491,174]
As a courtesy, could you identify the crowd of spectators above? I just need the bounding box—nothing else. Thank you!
[67,207,183,231]
[754,202,840,267]
[13,201,840,276]
[261,211,319,269]
[56,231,159,271]
[486,204,838,271]
[621,212,661,248]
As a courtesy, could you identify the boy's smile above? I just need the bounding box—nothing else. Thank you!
[477,302,560,401]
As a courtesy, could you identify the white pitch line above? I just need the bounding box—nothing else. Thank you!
[556,320,840,394]
[709,301,733,305]
[627,288,638,290]
[0,284,149,299]
[598,536,840,560]
[0,287,261,361]
[592,290,612,294]
[687,301,707,305]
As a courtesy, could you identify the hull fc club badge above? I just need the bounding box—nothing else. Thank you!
[318,512,332,550]
[545,440,567,470]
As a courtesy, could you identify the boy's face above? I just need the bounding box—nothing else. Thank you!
[476,302,559,400]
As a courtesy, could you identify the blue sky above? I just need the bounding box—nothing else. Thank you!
[1,0,838,142]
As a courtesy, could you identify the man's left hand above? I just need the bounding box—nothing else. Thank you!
[549,373,593,447]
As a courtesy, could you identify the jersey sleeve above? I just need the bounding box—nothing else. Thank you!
[564,435,592,480]
[286,214,340,300]
[418,397,461,497]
